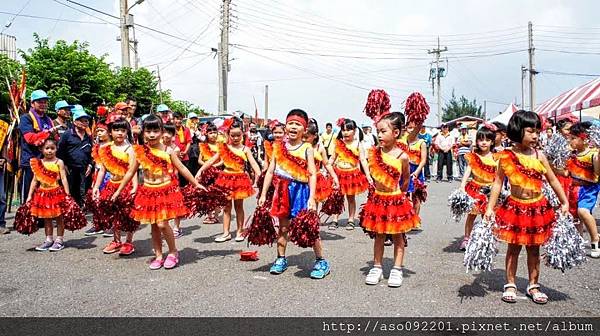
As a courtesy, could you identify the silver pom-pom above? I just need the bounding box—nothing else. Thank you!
[543,213,586,272]
[543,134,572,169]
[448,189,474,221]
[464,218,498,272]
[542,182,560,208]
[589,124,600,148]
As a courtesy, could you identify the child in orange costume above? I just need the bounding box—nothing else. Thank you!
[485,111,568,304]
[262,121,285,172]
[112,115,204,270]
[305,119,339,204]
[28,138,70,252]
[361,112,419,287]
[196,118,261,243]
[327,118,372,230]
[458,125,497,250]
[197,122,223,224]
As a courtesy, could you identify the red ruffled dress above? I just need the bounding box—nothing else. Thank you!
[494,150,555,246]
[214,143,255,200]
[29,158,66,219]
[131,145,189,224]
[97,143,139,231]
[198,143,220,186]
[314,144,333,203]
[464,152,497,214]
[360,148,419,234]
[333,139,368,196]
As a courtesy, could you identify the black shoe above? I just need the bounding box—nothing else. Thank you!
[84,227,104,236]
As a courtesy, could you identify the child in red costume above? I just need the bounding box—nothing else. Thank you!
[485,110,568,304]
[305,119,339,204]
[197,122,223,224]
[196,118,261,243]
[112,115,204,270]
[327,118,372,230]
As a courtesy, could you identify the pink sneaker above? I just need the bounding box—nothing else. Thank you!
[149,258,164,270]
[164,253,179,269]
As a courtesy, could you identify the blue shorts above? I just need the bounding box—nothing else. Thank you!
[406,163,425,193]
[288,180,310,219]
[578,183,600,212]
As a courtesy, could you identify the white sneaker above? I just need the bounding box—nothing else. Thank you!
[365,267,383,285]
[590,243,600,259]
[388,268,403,288]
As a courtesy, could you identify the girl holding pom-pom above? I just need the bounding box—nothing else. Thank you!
[399,120,427,226]
[28,138,70,252]
[93,115,139,255]
[196,118,261,243]
[305,119,339,205]
[258,109,329,279]
[458,125,497,250]
[327,118,372,230]
[112,115,204,270]
[197,122,223,224]
[360,112,420,287]
[485,110,568,304]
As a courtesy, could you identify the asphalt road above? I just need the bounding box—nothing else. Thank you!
[0,180,598,317]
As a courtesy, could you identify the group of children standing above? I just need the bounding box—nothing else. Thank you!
[19,92,599,301]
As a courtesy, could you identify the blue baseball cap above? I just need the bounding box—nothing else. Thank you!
[30,89,49,102]
[55,100,74,111]
[156,104,170,113]
[71,105,90,120]
[187,112,198,119]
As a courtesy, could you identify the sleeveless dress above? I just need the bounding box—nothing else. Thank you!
[568,148,600,213]
[214,143,255,200]
[198,142,220,186]
[314,144,333,203]
[360,148,419,234]
[464,152,497,214]
[334,139,368,196]
[398,137,426,193]
[494,150,555,246]
[30,158,66,218]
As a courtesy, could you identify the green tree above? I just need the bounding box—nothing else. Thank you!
[0,54,23,118]
[442,90,483,122]
[166,98,206,117]
[21,33,115,114]
[113,67,160,116]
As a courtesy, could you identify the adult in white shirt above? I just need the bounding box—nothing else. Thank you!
[433,123,454,182]
[362,125,377,148]
[456,124,473,178]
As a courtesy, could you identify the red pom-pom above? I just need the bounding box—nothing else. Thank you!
[62,195,87,231]
[364,89,391,122]
[289,209,320,248]
[182,184,230,219]
[14,202,38,235]
[256,171,275,207]
[405,92,430,125]
[412,178,428,203]
[320,188,345,216]
[112,192,140,233]
[243,205,277,246]
[199,166,221,187]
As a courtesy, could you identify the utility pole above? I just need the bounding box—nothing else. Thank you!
[218,0,231,115]
[428,37,448,125]
[521,65,527,109]
[483,100,487,121]
[119,0,130,68]
[157,65,163,104]
[132,23,139,69]
[528,21,537,111]
[264,85,269,124]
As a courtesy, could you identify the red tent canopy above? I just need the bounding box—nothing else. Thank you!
[536,77,600,120]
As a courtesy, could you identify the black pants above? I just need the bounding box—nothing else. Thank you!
[67,166,87,206]
[424,152,432,179]
[437,151,453,180]
[19,166,33,205]
[187,157,199,177]
[179,160,189,187]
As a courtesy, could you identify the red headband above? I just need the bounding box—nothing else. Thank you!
[96,122,108,130]
[286,116,307,129]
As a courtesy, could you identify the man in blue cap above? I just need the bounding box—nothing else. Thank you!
[18,89,62,204]
[156,104,172,124]
[53,100,73,137]
[57,105,93,206]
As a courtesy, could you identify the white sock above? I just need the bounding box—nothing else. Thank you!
[56,236,64,243]
[46,236,54,243]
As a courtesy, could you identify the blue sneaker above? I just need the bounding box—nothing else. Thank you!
[269,257,288,274]
[310,259,331,279]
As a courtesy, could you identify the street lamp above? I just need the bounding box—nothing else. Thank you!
[128,0,145,11]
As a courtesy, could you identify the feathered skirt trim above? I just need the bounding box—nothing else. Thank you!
[335,167,368,196]
[465,180,491,215]
[215,171,254,200]
[132,182,189,224]
[315,172,333,203]
[30,186,66,218]
[360,190,419,234]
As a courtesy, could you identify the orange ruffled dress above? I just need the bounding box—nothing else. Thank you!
[215,143,254,200]
[464,152,497,214]
[334,139,368,196]
[360,148,419,234]
[494,150,555,246]
[30,158,66,218]
[314,145,333,203]
[198,142,221,185]
[131,145,189,224]
[98,143,133,200]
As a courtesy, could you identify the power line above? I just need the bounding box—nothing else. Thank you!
[539,70,600,78]
[0,10,107,24]
[1,0,33,34]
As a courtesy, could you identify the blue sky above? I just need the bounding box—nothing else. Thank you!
[2,0,599,126]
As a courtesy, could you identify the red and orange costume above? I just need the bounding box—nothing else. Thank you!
[360,148,419,234]
[30,158,66,218]
[494,150,555,246]
[270,141,312,218]
[314,144,333,203]
[464,152,497,214]
[215,142,254,200]
[264,140,274,164]
[131,145,189,224]
[198,142,220,186]
[333,139,368,196]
